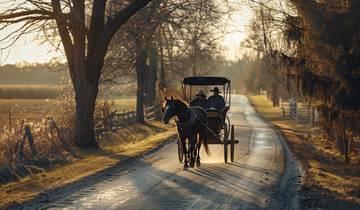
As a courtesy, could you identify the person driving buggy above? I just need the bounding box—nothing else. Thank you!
[208,87,225,111]
[189,90,209,109]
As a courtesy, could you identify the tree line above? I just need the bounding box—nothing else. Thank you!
[243,0,360,160]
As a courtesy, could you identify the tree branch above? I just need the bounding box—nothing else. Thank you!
[87,0,106,58]
[91,0,153,67]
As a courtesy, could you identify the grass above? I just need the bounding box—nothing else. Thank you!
[0,99,59,128]
[0,121,176,209]
[0,98,136,128]
[248,95,360,209]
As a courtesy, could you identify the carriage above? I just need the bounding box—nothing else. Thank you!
[178,76,238,163]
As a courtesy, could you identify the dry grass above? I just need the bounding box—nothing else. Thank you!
[249,95,360,209]
[0,121,176,209]
[0,99,59,128]
[0,98,136,128]
[101,98,136,112]
[0,97,137,181]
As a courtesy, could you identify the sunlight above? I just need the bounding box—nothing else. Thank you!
[0,1,254,64]
[0,39,63,64]
[221,5,253,60]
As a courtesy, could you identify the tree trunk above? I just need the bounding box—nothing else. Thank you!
[135,41,147,123]
[191,34,198,76]
[73,72,99,148]
[146,42,157,106]
[158,33,167,90]
[272,79,279,107]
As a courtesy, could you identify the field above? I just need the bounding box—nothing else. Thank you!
[0,84,63,99]
[0,98,136,128]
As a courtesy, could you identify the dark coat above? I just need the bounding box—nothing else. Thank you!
[189,98,209,109]
[208,94,225,111]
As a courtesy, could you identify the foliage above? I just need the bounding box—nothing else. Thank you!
[245,0,360,159]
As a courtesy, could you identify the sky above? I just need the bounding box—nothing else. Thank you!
[0,35,63,64]
[221,4,253,60]
[0,1,253,64]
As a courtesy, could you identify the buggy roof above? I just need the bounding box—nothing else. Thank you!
[182,76,230,86]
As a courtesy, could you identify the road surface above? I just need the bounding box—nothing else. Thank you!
[21,95,302,210]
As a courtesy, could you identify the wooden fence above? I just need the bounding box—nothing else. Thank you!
[0,105,160,159]
[95,106,158,137]
[14,117,74,159]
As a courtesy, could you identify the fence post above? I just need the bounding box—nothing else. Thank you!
[122,110,126,127]
[311,107,315,126]
[132,111,136,123]
[18,125,37,158]
[18,132,26,158]
[8,108,12,128]
[282,107,285,118]
[24,125,37,156]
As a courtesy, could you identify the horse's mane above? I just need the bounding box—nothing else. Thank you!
[173,99,188,107]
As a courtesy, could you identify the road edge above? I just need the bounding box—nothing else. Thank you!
[247,96,303,210]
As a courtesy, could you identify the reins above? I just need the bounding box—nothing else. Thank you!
[171,101,222,142]
[191,111,223,142]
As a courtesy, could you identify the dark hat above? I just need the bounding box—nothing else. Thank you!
[210,87,221,93]
[196,90,206,97]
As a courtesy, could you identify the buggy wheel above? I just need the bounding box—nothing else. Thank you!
[177,139,184,163]
[230,125,235,162]
[224,124,228,163]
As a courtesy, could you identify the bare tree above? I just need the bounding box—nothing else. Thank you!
[0,0,153,148]
[101,0,224,122]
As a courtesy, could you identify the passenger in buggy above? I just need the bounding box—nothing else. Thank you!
[189,90,209,109]
[208,87,225,112]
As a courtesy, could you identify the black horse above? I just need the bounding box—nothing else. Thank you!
[162,96,210,169]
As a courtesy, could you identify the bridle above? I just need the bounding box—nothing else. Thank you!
[164,101,196,130]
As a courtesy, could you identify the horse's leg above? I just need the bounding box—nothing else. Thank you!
[197,134,202,167]
[182,138,189,169]
[189,135,196,168]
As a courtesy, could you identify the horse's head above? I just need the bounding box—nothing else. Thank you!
[162,96,176,124]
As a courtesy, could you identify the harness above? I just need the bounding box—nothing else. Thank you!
[176,108,222,142]
[176,109,196,130]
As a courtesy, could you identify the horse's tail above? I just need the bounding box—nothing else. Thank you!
[202,133,211,156]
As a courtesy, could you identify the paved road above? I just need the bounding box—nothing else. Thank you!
[22,95,301,210]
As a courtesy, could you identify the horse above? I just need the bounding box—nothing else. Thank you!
[162,96,210,169]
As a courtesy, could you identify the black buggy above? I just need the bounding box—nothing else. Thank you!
[179,76,238,163]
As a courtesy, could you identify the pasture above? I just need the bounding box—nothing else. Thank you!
[0,84,62,99]
[0,98,136,128]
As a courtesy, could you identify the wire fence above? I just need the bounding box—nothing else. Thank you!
[281,101,319,126]
[279,98,359,162]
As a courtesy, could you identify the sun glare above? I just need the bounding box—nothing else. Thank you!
[0,2,253,64]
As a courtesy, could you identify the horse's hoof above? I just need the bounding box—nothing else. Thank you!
[196,161,201,167]
[190,162,195,168]
[183,165,189,170]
